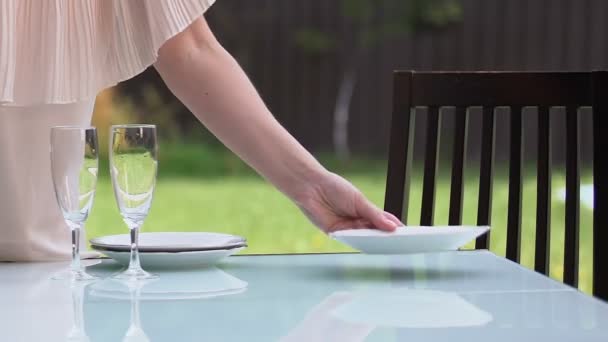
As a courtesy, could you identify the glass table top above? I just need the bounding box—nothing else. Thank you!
[1,251,607,341]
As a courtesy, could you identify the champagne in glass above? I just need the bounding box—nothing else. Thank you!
[50,126,99,281]
[110,124,158,280]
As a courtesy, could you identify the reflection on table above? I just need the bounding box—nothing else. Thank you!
[2,252,608,342]
[281,289,492,341]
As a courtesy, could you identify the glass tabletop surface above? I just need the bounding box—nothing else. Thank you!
[1,250,607,341]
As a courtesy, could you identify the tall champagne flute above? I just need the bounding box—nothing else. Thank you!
[50,126,99,281]
[110,124,158,280]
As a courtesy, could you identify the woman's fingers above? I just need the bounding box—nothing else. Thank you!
[355,196,398,232]
[383,211,403,226]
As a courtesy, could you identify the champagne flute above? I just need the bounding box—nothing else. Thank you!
[110,124,158,280]
[50,126,99,281]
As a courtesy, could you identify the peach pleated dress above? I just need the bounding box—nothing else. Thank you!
[0,0,215,261]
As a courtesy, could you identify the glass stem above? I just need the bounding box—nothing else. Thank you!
[128,225,142,271]
[71,226,82,273]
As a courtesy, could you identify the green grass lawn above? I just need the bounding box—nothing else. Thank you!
[86,167,594,294]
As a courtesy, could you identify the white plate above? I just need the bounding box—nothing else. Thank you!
[89,267,248,301]
[330,226,490,254]
[98,247,245,269]
[90,232,246,252]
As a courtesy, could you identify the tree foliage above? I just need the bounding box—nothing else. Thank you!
[296,0,462,54]
[295,0,462,159]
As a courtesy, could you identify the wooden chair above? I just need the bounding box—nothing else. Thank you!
[383,71,608,300]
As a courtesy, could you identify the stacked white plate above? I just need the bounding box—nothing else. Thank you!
[90,232,246,268]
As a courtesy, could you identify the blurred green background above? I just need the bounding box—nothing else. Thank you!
[86,122,595,294]
[87,0,607,296]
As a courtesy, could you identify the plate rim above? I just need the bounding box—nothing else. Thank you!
[99,247,246,268]
[90,232,247,252]
[330,226,490,238]
[329,226,490,254]
[98,246,245,256]
[91,243,247,254]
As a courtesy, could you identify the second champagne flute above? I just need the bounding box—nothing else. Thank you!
[110,124,158,280]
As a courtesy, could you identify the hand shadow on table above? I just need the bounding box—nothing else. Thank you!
[313,266,484,283]
[221,260,483,283]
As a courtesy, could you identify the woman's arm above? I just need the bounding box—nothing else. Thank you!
[154,18,400,232]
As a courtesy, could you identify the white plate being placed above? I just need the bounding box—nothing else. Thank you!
[90,232,246,253]
[96,247,245,269]
[330,226,490,255]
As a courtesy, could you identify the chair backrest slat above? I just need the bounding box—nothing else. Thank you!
[448,106,468,225]
[420,106,441,225]
[385,74,414,222]
[535,106,552,275]
[592,71,608,300]
[386,71,608,300]
[506,106,524,263]
[475,107,496,249]
[564,106,581,287]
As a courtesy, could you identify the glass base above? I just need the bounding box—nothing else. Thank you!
[51,269,99,281]
[112,267,158,281]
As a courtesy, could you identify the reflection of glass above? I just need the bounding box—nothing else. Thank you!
[66,280,95,342]
[50,126,99,281]
[110,124,158,280]
[123,280,153,342]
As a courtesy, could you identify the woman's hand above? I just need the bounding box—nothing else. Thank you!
[295,171,403,233]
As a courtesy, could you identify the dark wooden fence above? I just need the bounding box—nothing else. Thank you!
[122,0,608,163]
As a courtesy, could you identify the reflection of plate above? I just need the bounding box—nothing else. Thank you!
[330,226,489,254]
[89,267,248,301]
[97,247,245,269]
[331,289,492,328]
[90,232,246,252]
